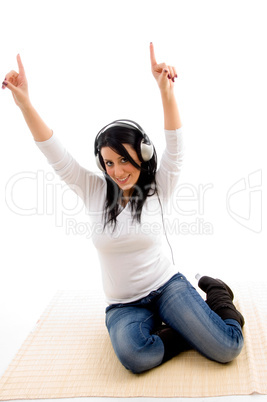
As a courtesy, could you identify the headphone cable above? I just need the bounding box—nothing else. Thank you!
[156,190,175,266]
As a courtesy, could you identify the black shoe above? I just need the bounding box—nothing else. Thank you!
[198,276,234,300]
[198,276,245,328]
[154,324,192,363]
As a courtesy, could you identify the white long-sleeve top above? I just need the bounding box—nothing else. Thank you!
[35,128,183,304]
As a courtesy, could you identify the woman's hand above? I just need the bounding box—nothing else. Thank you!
[150,42,177,95]
[150,43,181,130]
[2,55,52,141]
[2,54,30,110]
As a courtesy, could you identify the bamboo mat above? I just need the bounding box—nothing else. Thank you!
[0,282,267,400]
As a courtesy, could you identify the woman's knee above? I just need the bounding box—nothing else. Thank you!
[113,335,164,374]
[212,333,244,364]
[118,348,162,374]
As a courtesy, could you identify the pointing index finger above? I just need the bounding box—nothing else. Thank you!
[17,54,25,76]
[150,42,157,67]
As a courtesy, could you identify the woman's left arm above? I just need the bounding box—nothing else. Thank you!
[150,42,182,130]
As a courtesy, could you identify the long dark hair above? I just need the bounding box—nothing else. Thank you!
[96,124,158,229]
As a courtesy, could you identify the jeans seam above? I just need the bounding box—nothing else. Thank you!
[139,313,156,341]
[186,280,229,332]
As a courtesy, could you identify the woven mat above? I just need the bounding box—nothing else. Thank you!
[0,282,267,400]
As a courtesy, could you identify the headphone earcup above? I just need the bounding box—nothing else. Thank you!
[140,139,154,162]
[95,154,105,172]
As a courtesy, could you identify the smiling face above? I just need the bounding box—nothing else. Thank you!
[101,143,142,198]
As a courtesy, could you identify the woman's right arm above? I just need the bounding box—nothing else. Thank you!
[3,55,106,210]
[2,54,53,142]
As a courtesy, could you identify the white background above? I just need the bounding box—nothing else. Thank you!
[0,0,266,397]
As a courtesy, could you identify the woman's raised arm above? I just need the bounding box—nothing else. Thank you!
[2,55,53,142]
[150,43,182,131]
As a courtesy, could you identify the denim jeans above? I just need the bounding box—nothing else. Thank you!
[105,273,244,374]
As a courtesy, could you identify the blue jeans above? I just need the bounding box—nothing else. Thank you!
[105,273,244,374]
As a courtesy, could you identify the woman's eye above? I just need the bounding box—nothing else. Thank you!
[105,158,128,167]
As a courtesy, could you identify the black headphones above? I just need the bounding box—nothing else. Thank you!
[94,119,154,172]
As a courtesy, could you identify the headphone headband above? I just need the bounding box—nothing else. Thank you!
[96,119,145,137]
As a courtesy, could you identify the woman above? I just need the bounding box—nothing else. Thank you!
[3,43,244,374]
